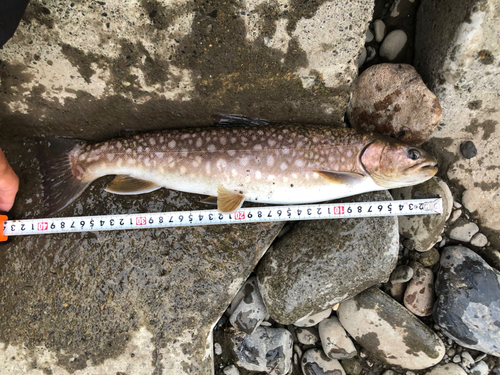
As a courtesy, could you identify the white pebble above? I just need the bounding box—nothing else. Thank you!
[214,343,222,355]
[449,222,480,242]
[380,30,407,61]
[373,19,386,42]
[470,361,490,375]
[453,354,461,363]
[461,351,474,368]
[449,209,462,224]
[453,201,462,209]
[471,233,488,247]
[223,365,240,375]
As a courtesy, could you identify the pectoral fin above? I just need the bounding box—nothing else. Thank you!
[313,170,365,184]
[105,175,161,195]
[217,185,245,212]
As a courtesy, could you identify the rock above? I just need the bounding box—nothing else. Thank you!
[294,309,332,328]
[229,276,268,334]
[223,365,240,375]
[389,281,406,303]
[296,327,321,346]
[471,233,488,247]
[338,287,445,370]
[403,262,435,317]
[448,220,480,242]
[419,247,441,267]
[434,246,500,356]
[380,30,408,61]
[449,209,462,224]
[415,0,500,249]
[340,358,363,375]
[301,348,346,375]
[392,177,453,252]
[225,326,293,374]
[373,19,386,42]
[366,29,374,43]
[215,343,223,355]
[318,317,357,360]
[470,361,490,375]
[366,46,376,62]
[390,265,414,284]
[426,363,467,375]
[358,47,367,68]
[460,141,477,159]
[257,191,399,325]
[460,351,474,368]
[347,63,442,145]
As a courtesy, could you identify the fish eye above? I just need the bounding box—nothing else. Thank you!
[407,148,421,160]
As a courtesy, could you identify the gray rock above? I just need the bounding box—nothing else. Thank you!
[358,48,367,68]
[448,220,480,242]
[460,141,477,159]
[257,191,399,325]
[434,246,500,356]
[373,19,386,42]
[340,358,363,375]
[347,63,442,146]
[294,308,332,328]
[365,29,374,43]
[366,46,377,62]
[393,177,453,251]
[426,364,467,375]
[470,361,490,375]
[223,365,240,375]
[318,317,357,360]
[390,265,414,284]
[389,281,407,303]
[460,351,474,368]
[301,348,346,375]
[449,209,462,224]
[380,30,408,61]
[338,287,445,370]
[471,233,488,247]
[296,327,321,346]
[415,0,500,250]
[225,326,293,374]
[229,276,268,334]
[403,262,435,317]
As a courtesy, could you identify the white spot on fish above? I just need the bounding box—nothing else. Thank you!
[267,155,274,166]
[167,156,174,163]
[168,140,176,149]
[106,153,114,161]
[160,136,164,143]
[116,143,123,150]
[181,134,190,140]
[341,157,345,162]
[346,150,352,157]
[195,156,202,164]
[268,139,276,147]
[192,161,199,167]
[231,137,236,144]
[283,177,288,183]
[239,157,249,167]
[79,154,86,161]
[220,137,227,145]
[255,171,262,179]
[180,166,187,174]
[205,162,211,174]
[150,138,156,146]
[329,156,336,162]
[231,169,238,177]
[137,146,143,152]
[313,173,319,179]
[282,149,290,155]
[295,159,305,167]
[196,138,202,147]
[280,162,288,170]
[334,164,339,170]
[126,148,132,154]
[292,173,298,178]
[155,152,163,158]
[267,174,275,181]
[278,135,283,140]
[188,139,193,145]
[116,159,123,167]
[228,150,236,156]
[253,144,262,151]
[208,144,216,152]
[216,159,227,170]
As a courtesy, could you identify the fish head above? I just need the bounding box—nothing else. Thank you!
[360,137,438,188]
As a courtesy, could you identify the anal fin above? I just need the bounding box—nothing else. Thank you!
[312,170,365,184]
[217,185,245,212]
[105,175,161,195]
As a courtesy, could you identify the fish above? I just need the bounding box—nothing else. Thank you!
[38,115,438,215]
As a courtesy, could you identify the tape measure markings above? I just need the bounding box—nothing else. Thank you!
[1,198,442,239]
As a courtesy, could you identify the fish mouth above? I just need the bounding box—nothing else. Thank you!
[409,159,439,176]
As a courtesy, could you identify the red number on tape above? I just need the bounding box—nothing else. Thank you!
[0,215,7,242]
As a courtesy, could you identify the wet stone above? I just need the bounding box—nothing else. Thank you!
[460,141,477,159]
[337,287,445,370]
[403,262,435,317]
[347,63,442,145]
[393,177,453,252]
[434,246,500,356]
[318,316,357,360]
[225,326,293,374]
[229,276,268,334]
[301,348,346,375]
[390,265,414,284]
[257,191,399,325]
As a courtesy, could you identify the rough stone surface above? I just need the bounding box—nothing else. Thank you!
[380,30,408,61]
[392,177,453,252]
[337,287,445,370]
[301,348,346,375]
[425,363,468,375]
[225,326,293,374]
[347,63,442,145]
[419,247,441,267]
[403,262,435,317]
[471,232,488,247]
[0,0,375,145]
[434,246,500,356]
[0,148,283,374]
[390,265,414,284]
[257,191,399,325]
[294,309,332,328]
[296,327,320,346]
[448,219,480,242]
[229,276,268,334]
[415,0,500,249]
[318,317,357,360]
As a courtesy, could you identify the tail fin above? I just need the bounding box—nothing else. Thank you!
[37,137,90,215]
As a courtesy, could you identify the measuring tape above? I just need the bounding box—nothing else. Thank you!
[0,198,442,241]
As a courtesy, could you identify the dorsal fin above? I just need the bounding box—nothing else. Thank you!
[105,175,161,195]
[217,185,245,212]
[312,170,365,184]
[213,114,270,127]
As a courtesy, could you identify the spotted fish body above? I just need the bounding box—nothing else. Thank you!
[40,120,438,214]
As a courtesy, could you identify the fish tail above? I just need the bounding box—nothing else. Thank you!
[37,137,90,215]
